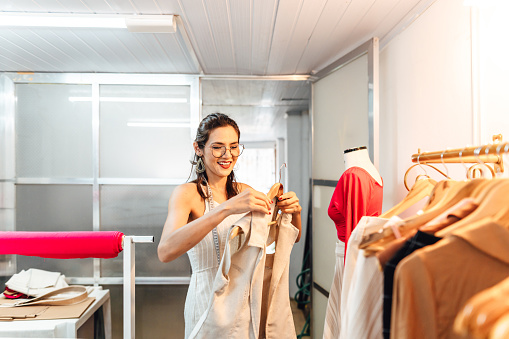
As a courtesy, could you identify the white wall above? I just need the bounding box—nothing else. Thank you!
[478,3,509,142]
[379,0,473,211]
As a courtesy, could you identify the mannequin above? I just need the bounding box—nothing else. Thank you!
[323,146,384,339]
[344,146,383,186]
[329,145,383,249]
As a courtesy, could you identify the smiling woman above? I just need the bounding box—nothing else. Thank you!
[157,112,302,338]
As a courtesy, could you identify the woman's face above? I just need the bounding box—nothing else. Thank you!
[197,125,240,180]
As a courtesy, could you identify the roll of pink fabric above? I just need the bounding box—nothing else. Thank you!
[0,231,124,259]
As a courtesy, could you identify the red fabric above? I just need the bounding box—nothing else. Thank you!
[328,167,383,257]
[3,287,29,299]
[0,231,124,259]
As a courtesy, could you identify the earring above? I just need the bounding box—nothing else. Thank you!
[196,156,205,173]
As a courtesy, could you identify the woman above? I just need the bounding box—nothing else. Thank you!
[157,113,302,338]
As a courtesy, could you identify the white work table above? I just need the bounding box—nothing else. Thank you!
[0,287,111,338]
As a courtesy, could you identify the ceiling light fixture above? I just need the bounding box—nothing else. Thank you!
[69,97,187,103]
[127,119,190,128]
[0,13,177,33]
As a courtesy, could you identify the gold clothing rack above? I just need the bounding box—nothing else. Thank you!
[410,135,506,174]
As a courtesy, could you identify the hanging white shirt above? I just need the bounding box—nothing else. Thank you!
[340,216,396,339]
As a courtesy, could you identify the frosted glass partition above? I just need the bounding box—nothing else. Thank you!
[311,186,337,289]
[100,185,190,277]
[313,55,369,179]
[99,85,193,179]
[0,73,200,339]
[311,54,370,339]
[15,184,93,277]
[105,284,187,339]
[0,185,15,276]
[0,183,14,208]
[15,84,93,178]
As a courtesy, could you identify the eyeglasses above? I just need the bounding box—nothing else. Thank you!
[209,144,245,158]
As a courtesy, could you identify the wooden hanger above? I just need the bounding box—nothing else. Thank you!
[267,182,283,202]
[454,277,509,339]
[402,162,450,191]
[380,155,453,218]
[490,313,509,339]
[380,177,437,218]
[435,179,509,237]
[473,299,509,338]
[359,179,489,250]
[422,179,460,211]
[267,182,283,226]
[425,178,489,212]
[230,182,284,240]
[453,284,498,336]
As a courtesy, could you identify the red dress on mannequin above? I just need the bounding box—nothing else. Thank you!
[328,166,383,256]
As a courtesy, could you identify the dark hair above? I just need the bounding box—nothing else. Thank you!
[190,113,241,200]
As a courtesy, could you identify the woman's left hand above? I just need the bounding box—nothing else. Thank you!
[276,191,302,214]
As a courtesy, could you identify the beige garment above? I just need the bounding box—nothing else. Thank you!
[189,203,299,339]
[391,218,509,339]
[454,276,509,338]
[377,198,478,268]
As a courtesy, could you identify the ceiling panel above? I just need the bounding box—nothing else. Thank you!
[179,0,221,72]
[269,0,330,75]
[204,0,236,74]
[0,26,199,73]
[268,0,349,75]
[298,0,424,73]
[202,79,310,142]
[201,80,310,106]
[250,0,279,75]
[338,0,407,58]
[0,0,435,75]
[229,1,252,74]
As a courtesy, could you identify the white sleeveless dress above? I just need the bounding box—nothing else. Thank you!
[184,197,245,338]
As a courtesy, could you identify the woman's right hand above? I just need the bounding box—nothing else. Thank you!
[223,187,271,215]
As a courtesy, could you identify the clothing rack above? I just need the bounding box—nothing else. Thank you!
[410,135,506,173]
[123,236,154,339]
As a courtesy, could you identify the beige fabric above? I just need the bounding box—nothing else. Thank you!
[5,269,69,297]
[259,253,274,339]
[189,203,299,339]
[377,198,478,268]
[0,296,95,321]
[391,218,509,339]
[12,286,88,307]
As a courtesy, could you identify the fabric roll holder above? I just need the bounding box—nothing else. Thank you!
[0,231,154,339]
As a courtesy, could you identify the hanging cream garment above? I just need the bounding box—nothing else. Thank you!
[184,197,247,339]
[189,202,299,339]
[323,240,345,339]
[340,216,393,339]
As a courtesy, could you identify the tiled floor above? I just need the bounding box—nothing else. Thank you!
[291,298,311,338]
